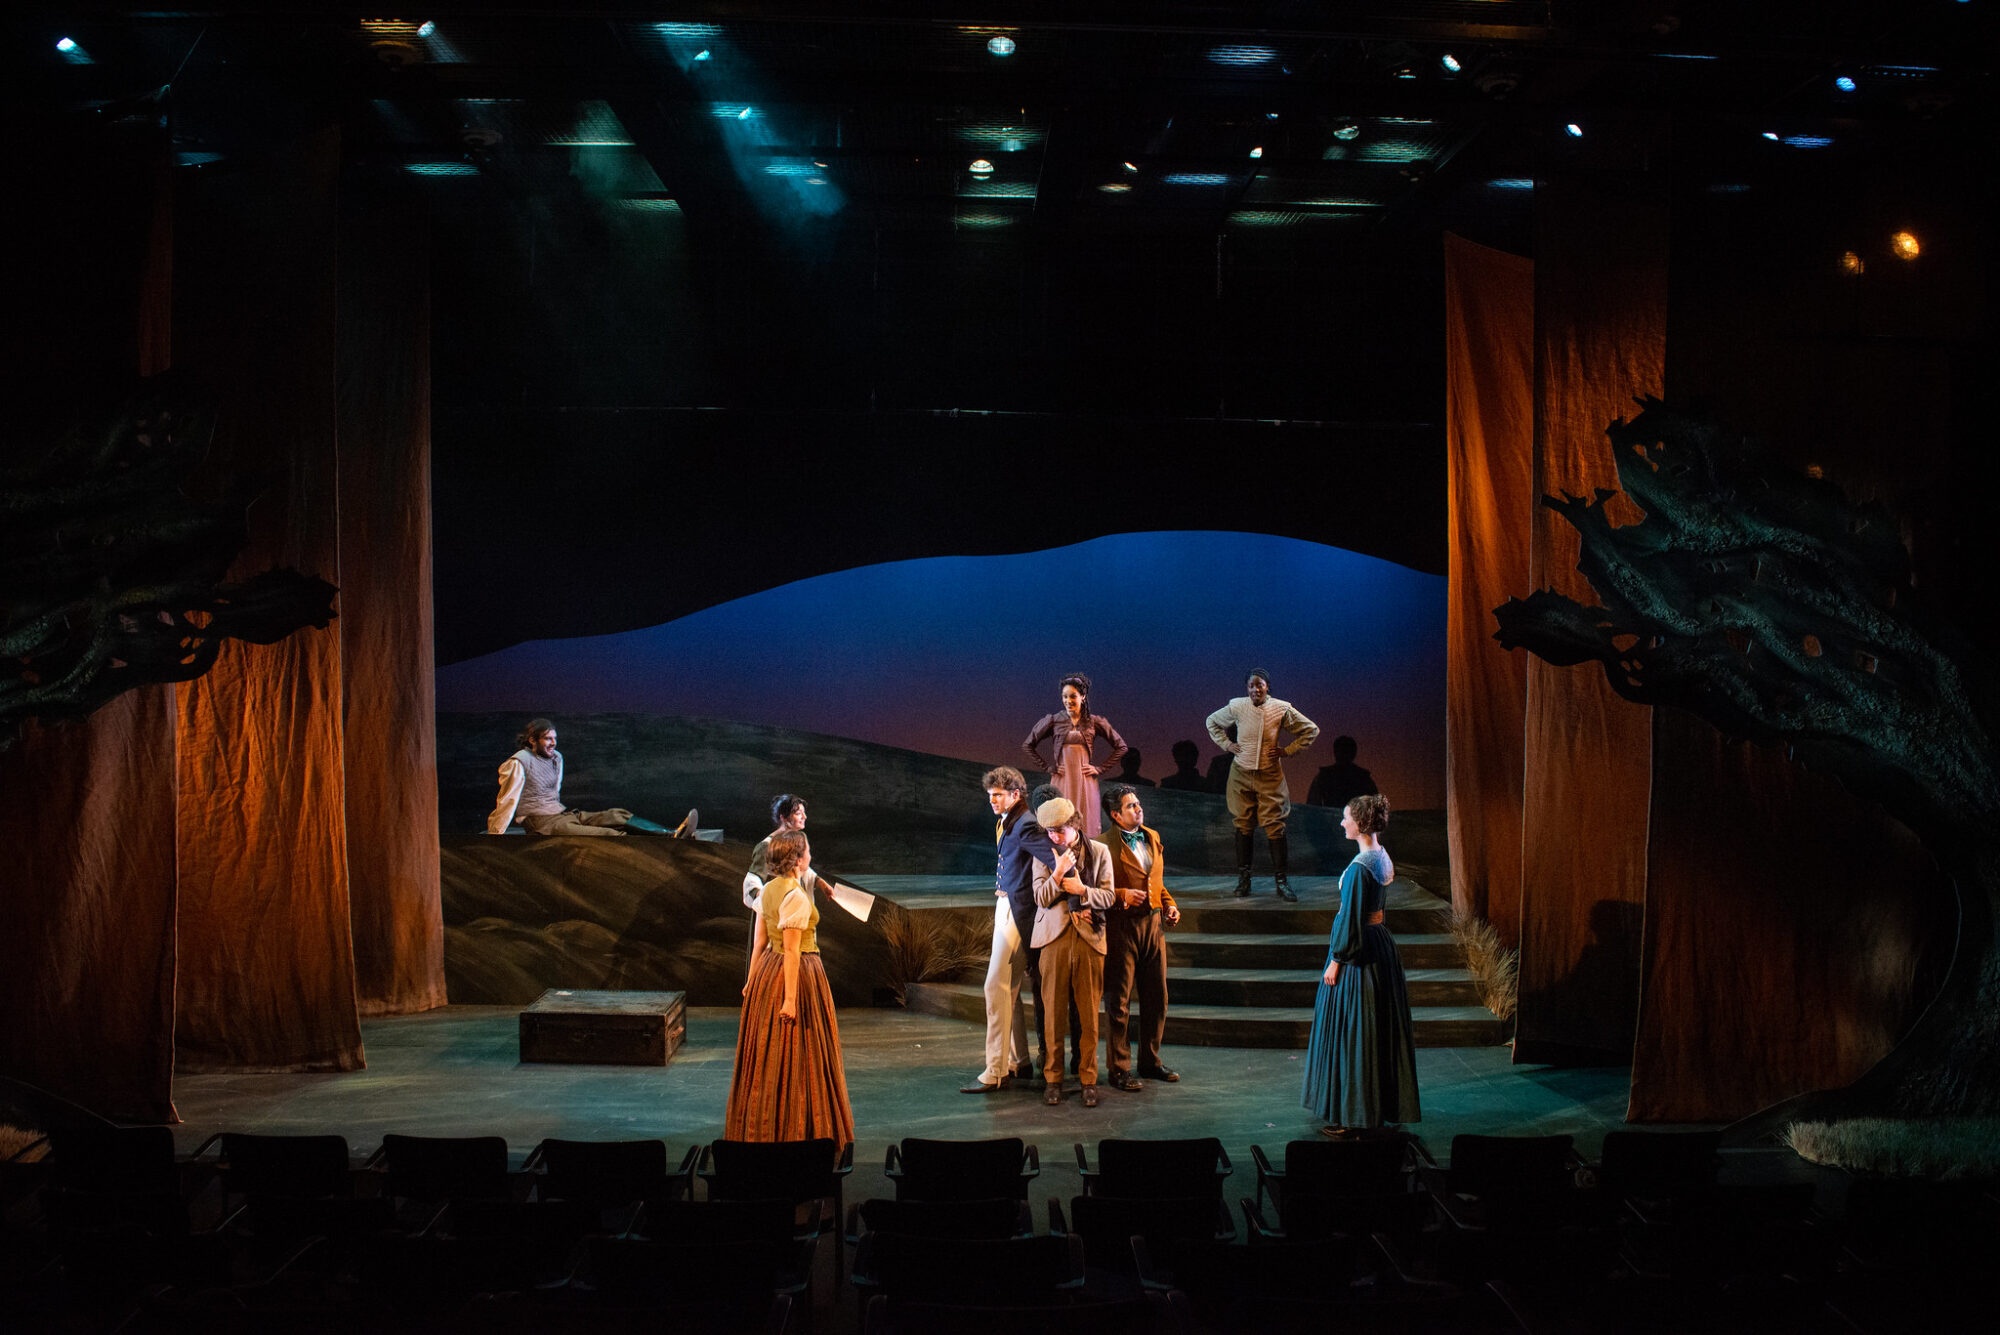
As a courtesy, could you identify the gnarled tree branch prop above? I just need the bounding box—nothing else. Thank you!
[1495,399,2000,1122]
[1,376,338,749]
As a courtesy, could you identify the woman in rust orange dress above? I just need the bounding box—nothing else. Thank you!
[725,829,855,1144]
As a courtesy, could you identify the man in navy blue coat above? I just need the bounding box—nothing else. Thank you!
[963,765,1058,1092]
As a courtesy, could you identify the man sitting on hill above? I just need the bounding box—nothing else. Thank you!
[485,718,697,837]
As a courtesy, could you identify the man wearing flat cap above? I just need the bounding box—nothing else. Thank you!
[1030,796,1119,1107]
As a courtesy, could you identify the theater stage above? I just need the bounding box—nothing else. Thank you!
[161,1003,1778,1200]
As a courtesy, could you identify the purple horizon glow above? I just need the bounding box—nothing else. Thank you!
[437,531,1447,807]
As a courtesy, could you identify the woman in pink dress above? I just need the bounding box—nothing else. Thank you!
[1021,674,1129,839]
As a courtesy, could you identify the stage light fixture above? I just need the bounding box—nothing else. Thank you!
[56,36,76,51]
[737,107,753,120]
[693,49,711,61]
[1441,53,1462,73]
[1834,75,1857,92]
[1841,251,1865,275]
[1762,131,1781,141]
[1208,45,1276,66]
[1332,120,1361,140]
[969,159,995,176]
[1891,231,1920,260]
[1098,182,1132,193]
[987,35,1016,57]
[1249,146,1263,158]
[1564,122,1584,137]
[417,21,435,38]
[1122,161,1138,172]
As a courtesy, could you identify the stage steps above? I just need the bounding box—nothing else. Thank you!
[901,877,1509,1050]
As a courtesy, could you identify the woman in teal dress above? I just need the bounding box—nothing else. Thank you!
[1302,792,1421,1136]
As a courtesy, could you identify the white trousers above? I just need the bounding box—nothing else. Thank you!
[982,897,1034,1082]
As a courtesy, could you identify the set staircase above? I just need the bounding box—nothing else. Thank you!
[898,875,1508,1049]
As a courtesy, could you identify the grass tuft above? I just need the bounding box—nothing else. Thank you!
[880,910,991,1006]
[0,1124,48,1163]
[1785,1117,2000,1179]
[1441,909,1518,1022]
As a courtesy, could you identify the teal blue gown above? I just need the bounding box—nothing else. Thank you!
[1301,847,1421,1127]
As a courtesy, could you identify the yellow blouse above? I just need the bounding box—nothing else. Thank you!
[759,875,820,954]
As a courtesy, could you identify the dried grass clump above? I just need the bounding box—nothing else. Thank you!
[1785,1117,2000,1180]
[0,1124,49,1163]
[881,910,991,1005]
[1442,909,1519,1022]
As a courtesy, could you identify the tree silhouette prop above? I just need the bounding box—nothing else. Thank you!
[1495,399,1999,1119]
[1,377,338,749]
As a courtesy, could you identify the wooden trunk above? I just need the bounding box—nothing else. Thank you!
[518,989,687,1066]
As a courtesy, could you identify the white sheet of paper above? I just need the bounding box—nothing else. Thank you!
[827,883,875,922]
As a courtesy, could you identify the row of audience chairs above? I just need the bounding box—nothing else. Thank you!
[10,1121,1992,1333]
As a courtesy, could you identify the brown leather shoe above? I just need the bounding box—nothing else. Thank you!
[1044,1085,1063,1105]
[1107,1070,1145,1092]
[1081,1086,1100,1108]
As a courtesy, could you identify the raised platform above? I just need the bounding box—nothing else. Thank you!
[440,835,1510,1050]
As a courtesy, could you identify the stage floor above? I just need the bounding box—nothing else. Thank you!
[166,1003,1668,1188]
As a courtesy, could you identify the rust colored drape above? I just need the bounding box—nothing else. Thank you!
[338,186,446,1016]
[1443,235,1533,943]
[170,130,363,1072]
[1630,715,1950,1120]
[1514,172,1667,1064]
[0,147,180,1121]
[1625,135,1958,1121]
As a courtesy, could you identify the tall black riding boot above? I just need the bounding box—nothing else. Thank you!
[1272,835,1297,902]
[1233,833,1254,897]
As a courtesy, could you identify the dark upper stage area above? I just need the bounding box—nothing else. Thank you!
[6,2,1992,661]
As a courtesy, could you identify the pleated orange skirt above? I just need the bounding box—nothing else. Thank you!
[724,949,855,1145]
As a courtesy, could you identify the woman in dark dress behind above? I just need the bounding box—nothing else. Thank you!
[1301,793,1421,1136]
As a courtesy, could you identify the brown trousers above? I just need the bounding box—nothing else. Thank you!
[1102,909,1168,1075]
[1038,930,1103,1088]
[1226,762,1290,837]
[522,807,633,837]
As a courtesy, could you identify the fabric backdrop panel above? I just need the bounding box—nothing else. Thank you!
[1443,234,1533,943]
[0,699,181,1121]
[171,128,362,1072]
[1634,134,1965,1121]
[1632,713,1951,1121]
[338,184,445,1017]
[1516,170,1668,1064]
[0,143,179,1122]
